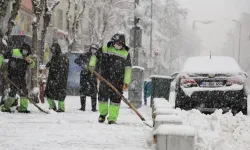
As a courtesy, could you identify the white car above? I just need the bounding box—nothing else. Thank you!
[174,56,248,115]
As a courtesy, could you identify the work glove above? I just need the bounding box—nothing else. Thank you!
[123,84,129,91]
[88,66,95,74]
[0,54,4,68]
[26,56,33,64]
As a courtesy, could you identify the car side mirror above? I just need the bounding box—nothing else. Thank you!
[171,72,179,79]
[243,72,248,78]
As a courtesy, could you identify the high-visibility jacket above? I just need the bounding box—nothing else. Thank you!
[89,43,132,85]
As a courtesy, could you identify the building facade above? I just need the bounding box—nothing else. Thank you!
[12,0,33,36]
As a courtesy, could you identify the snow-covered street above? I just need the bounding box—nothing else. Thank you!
[0,96,153,150]
[1,95,250,150]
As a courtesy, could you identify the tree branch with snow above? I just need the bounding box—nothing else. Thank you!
[40,0,60,64]
[5,0,22,37]
[31,0,45,88]
[66,0,86,52]
[81,0,133,46]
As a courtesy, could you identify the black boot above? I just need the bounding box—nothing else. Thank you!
[91,95,97,112]
[18,110,31,113]
[92,107,97,112]
[108,120,116,124]
[98,115,106,123]
[144,97,147,105]
[12,99,18,107]
[79,96,86,111]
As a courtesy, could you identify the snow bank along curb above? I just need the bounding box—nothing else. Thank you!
[154,114,182,130]
[151,97,196,150]
[154,124,196,150]
[153,108,178,119]
[152,98,174,117]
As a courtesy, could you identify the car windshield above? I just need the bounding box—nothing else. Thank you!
[182,56,242,74]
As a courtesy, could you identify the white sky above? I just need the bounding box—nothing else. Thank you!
[177,0,250,56]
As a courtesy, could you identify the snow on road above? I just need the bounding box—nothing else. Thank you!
[1,94,250,150]
[0,96,153,150]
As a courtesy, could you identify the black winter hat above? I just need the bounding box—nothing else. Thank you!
[21,43,32,56]
[50,42,62,55]
[111,31,126,45]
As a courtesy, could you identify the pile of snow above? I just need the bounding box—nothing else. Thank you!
[177,108,250,150]
[182,56,242,74]
[155,115,182,124]
[153,108,178,116]
[154,124,196,136]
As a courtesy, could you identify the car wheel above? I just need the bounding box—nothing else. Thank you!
[240,98,247,115]
[232,93,248,115]
[175,88,191,110]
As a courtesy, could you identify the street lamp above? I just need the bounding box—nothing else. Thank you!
[192,20,215,29]
[232,20,242,65]
[227,32,235,58]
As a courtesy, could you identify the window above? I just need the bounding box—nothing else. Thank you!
[57,9,63,29]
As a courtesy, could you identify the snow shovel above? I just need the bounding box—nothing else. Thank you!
[92,70,153,128]
[0,71,49,114]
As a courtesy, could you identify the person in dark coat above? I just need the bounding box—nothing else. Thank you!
[0,36,7,106]
[45,42,69,112]
[74,44,98,112]
[1,43,35,113]
[144,80,152,105]
[88,31,132,124]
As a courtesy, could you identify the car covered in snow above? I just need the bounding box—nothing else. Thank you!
[174,56,248,115]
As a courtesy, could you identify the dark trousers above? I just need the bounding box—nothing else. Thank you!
[144,93,147,104]
[80,95,97,109]
[98,81,123,105]
[8,78,28,97]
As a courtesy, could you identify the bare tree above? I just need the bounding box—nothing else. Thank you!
[66,0,86,52]
[82,0,133,46]
[31,0,45,88]
[0,0,22,37]
[0,0,22,53]
[0,0,10,37]
[5,0,22,37]
[66,0,72,42]
[40,0,60,64]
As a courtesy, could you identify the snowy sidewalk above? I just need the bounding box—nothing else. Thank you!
[0,96,153,150]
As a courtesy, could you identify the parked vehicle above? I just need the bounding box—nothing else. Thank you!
[174,56,248,115]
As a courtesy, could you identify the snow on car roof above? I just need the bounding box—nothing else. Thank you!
[182,56,242,74]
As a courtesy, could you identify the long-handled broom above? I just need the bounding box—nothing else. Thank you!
[0,71,49,114]
[92,70,152,128]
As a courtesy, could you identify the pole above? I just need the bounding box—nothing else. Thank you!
[133,0,139,66]
[232,20,242,65]
[149,0,153,75]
